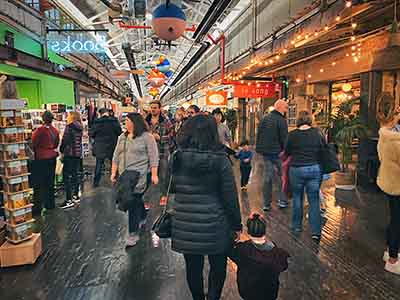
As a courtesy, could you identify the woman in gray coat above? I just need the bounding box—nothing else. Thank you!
[111,113,159,247]
[171,115,242,300]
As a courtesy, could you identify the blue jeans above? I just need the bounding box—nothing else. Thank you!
[263,157,287,207]
[289,164,322,236]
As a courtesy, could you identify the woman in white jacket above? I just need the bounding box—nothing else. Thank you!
[377,110,400,275]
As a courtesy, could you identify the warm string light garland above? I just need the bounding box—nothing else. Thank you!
[224,0,363,85]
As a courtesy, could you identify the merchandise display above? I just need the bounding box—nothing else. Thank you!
[0,99,36,247]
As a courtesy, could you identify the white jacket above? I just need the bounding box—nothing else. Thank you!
[377,127,400,196]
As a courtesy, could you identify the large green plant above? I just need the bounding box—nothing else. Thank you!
[329,98,367,172]
[225,109,238,142]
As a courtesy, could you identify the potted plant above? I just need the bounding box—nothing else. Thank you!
[225,109,238,144]
[329,98,367,190]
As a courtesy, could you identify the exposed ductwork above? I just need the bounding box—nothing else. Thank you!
[134,0,146,19]
[122,43,143,97]
[161,41,210,100]
[192,0,235,43]
[170,42,210,86]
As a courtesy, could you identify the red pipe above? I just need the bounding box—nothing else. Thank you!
[220,35,225,83]
[119,22,152,29]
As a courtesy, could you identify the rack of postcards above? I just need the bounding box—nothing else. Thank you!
[0,99,35,244]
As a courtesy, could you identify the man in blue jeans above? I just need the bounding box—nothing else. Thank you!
[256,99,289,211]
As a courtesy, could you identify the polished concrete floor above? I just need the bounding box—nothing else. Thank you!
[0,157,399,300]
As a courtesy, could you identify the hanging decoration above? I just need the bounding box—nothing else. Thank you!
[147,69,166,88]
[149,87,160,98]
[152,3,187,41]
[156,55,171,74]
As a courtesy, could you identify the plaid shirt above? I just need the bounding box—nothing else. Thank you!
[146,114,173,160]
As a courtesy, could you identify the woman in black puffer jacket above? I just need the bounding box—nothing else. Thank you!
[170,115,242,300]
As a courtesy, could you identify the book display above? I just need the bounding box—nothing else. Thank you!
[0,99,41,268]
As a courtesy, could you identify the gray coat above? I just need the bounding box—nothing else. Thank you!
[170,149,242,255]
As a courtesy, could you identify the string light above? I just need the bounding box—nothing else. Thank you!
[297,34,302,40]
[275,55,280,60]
[352,23,357,29]
[354,57,359,62]
[283,49,288,54]
[346,1,352,8]
[332,62,337,66]
[308,74,312,78]
[336,15,341,22]
[325,25,329,31]
[351,46,356,50]
[264,61,269,65]
[291,40,296,45]
[269,59,274,64]
[346,53,350,57]
[296,78,301,83]
[351,36,356,41]
[305,34,309,39]
[320,68,324,73]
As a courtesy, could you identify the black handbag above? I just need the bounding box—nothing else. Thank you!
[152,174,173,238]
[320,142,340,174]
[113,136,141,212]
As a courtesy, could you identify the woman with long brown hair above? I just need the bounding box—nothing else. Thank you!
[111,113,159,247]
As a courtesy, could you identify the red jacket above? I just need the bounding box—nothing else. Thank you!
[32,125,60,160]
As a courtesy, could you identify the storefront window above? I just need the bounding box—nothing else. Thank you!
[24,0,40,11]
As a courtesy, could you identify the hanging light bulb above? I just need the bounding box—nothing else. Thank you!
[320,68,324,73]
[346,53,350,57]
[241,80,244,84]
[325,25,329,31]
[308,74,312,78]
[256,84,261,88]
[351,36,356,41]
[283,49,288,54]
[352,23,357,29]
[291,40,296,45]
[305,34,309,39]
[297,34,302,40]
[247,82,251,86]
[275,55,280,60]
[336,15,341,22]
[351,46,356,50]
[264,61,269,66]
[314,31,319,37]
[346,1,352,8]
[296,78,301,83]
[332,61,337,66]
[269,59,274,64]
[354,57,359,62]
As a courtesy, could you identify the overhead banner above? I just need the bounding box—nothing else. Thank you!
[111,70,131,81]
[206,90,228,106]
[233,82,282,98]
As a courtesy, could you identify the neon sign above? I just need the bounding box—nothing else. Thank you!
[48,35,107,54]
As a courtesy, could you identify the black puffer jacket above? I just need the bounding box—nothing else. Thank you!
[171,149,242,255]
[90,116,122,159]
[256,110,288,156]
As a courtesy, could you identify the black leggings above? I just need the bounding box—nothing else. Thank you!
[63,157,81,201]
[386,194,400,259]
[183,254,227,300]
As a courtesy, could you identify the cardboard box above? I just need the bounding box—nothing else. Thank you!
[0,233,42,267]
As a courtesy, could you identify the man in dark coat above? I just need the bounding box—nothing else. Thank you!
[256,99,289,211]
[90,108,122,187]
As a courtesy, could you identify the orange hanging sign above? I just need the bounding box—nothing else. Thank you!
[206,90,228,106]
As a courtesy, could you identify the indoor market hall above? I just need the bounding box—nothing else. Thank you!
[1,1,400,300]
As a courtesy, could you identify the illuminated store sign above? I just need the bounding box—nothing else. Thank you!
[48,35,107,54]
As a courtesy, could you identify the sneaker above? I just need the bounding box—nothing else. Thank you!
[383,251,400,262]
[320,208,327,218]
[40,208,47,217]
[263,205,271,211]
[385,260,400,275]
[241,186,247,191]
[72,196,81,204]
[126,234,140,247]
[312,235,321,242]
[60,200,75,209]
[278,201,288,209]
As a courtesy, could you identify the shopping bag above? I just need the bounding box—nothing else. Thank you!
[55,157,63,176]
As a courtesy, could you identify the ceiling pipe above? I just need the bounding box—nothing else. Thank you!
[122,43,143,97]
[193,0,234,43]
[170,41,210,86]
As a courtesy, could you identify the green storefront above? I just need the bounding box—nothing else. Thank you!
[0,22,75,108]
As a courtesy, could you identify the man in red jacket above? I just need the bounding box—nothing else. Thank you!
[32,111,59,213]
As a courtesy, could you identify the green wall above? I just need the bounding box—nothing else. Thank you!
[0,64,75,108]
[0,22,73,67]
[16,80,41,109]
